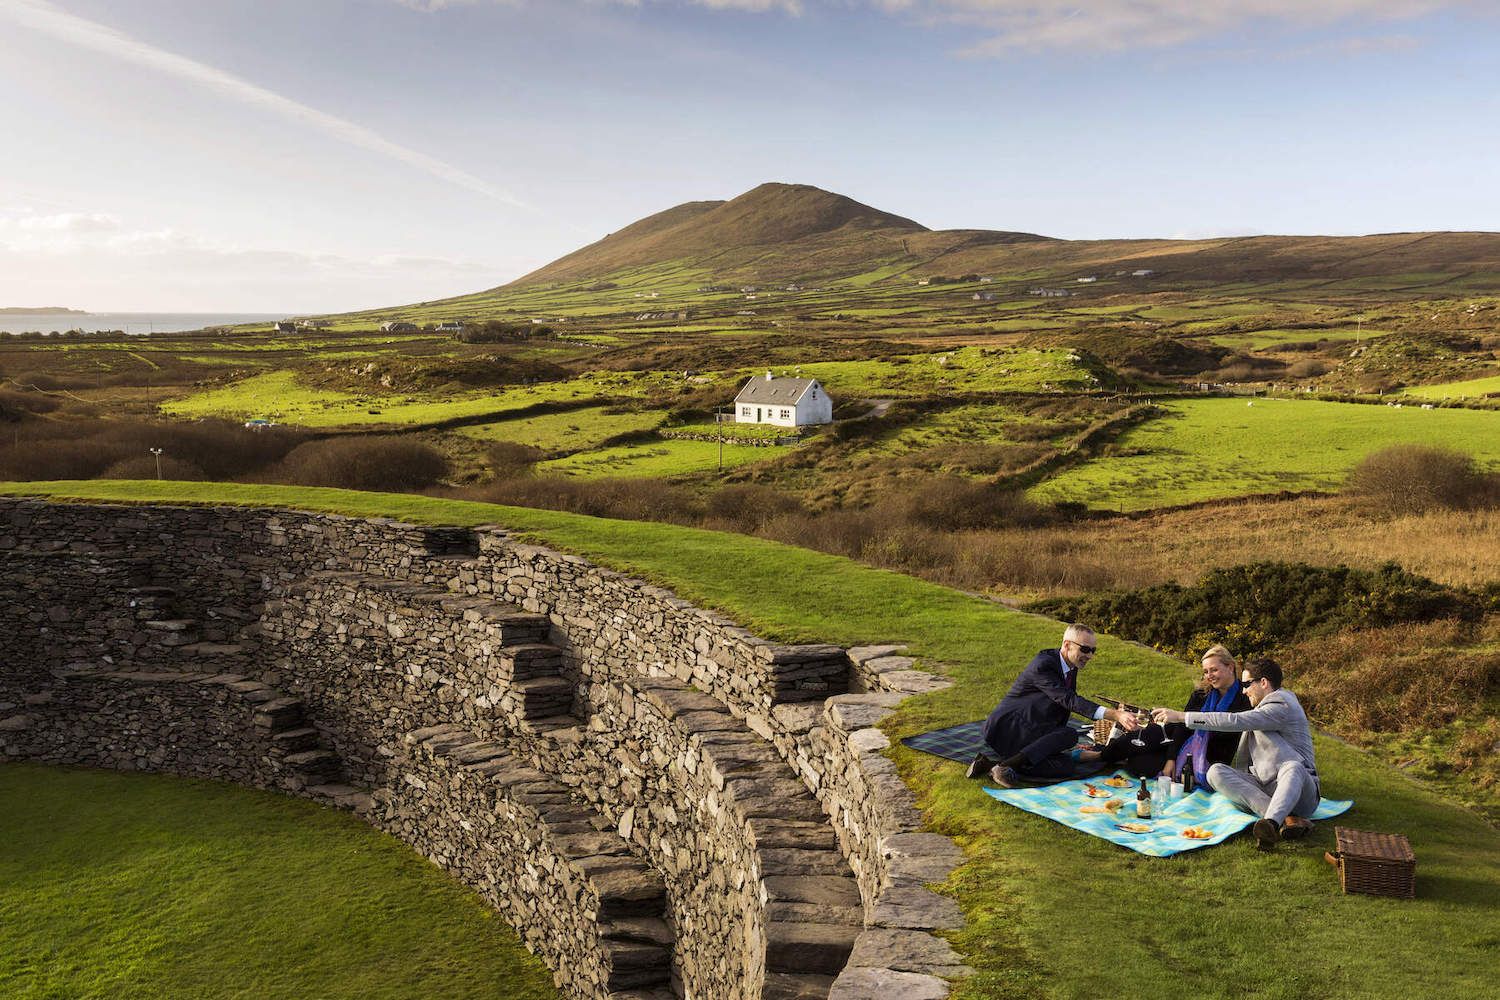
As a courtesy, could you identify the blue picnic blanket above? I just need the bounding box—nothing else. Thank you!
[985,771,1353,857]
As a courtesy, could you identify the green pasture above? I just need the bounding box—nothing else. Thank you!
[160,370,730,428]
[0,762,556,1000]
[3,481,1496,1000]
[1033,396,1500,510]
[538,438,779,478]
[865,402,1031,457]
[798,347,1100,396]
[1204,326,1386,350]
[1401,371,1500,400]
[458,406,668,452]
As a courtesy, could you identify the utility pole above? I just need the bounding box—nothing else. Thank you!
[150,448,163,480]
[718,405,724,474]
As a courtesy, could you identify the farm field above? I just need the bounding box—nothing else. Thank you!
[1207,326,1387,350]
[1401,371,1500,399]
[5,481,1497,1000]
[0,762,557,1000]
[538,437,781,478]
[1032,396,1500,511]
[457,405,669,452]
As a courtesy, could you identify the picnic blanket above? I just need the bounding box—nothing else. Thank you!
[984,772,1353,857]
[901,719,1097,763]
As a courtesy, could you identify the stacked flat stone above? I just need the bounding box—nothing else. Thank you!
[0,499,971,999]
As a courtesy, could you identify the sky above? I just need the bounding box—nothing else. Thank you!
[2,0,1498,312]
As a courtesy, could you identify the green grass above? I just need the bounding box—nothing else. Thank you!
[797,347,1100,396]
[864,403,1031,457]
[1207,327,1388,350]
[160,370,731,428]
[3,481,1499,999]
[1400,371,1500,400]
[457,406,669,452]
[1033,396,1500,510]
[664,421,798,441]
[538,438,779,478]
[0,762,557,1000]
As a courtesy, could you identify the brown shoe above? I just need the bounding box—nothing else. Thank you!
[989,765,1022,789]
[966,753,995,779]
[1252,818,1281,851]
[1282,815,1314,840]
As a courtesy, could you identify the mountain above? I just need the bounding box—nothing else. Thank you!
[510,182,948,286]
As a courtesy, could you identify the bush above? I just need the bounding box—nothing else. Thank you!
[270,436,449,491]
[704,484,805,531]
[898,476,1050,531]
[1030,561,1483,659]
[1345,444,1494,514]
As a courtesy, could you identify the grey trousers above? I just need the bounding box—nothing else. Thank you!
[1207,761,1320,824]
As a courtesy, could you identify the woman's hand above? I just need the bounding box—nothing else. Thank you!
[1160,760,1176,780]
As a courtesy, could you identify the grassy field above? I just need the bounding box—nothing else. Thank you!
[1400,371,1500,399]
[538,438,780,478]
[797,347,1100,396]
[1033,396,1500,510]
[160,370,730,428]
[0,763,557,1000]
[3,481,1497,999]
[1207,326,1387,350]
[457,405,669,452]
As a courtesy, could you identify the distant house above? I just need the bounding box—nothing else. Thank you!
[916,278,931,286]
[272,321,296,333]
[1028,287,1071,297]
[436,321,465,334]
[1132,269,1155,277]
[733,372,833,428]
[1076,276,1098,284]
[978,277,993,284]
[973,291,997,302]
[381,321,418,333]
[785,284,803,292]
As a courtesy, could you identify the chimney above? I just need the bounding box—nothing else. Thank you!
[765,370,773,381]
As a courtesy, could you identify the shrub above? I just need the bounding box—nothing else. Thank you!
[704,484,805,532]
[270,436,449,491]
[898,476,1050,531]
[1345,444,1494,514]
[485,441,544,476]
[1030,561,1482,659]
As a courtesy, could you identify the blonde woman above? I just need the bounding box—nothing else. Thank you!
[1081,645,1250,779]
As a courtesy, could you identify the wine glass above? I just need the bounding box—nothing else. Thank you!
[1129,708,1151,748]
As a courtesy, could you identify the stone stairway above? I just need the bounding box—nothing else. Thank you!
[127,584,258,669]
[393,725,677,998]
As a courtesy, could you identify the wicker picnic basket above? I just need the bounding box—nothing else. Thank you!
[1325,827,1415,899]
[1091,719,1116,745]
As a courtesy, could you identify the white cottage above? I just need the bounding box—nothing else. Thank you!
[733,372,833,428]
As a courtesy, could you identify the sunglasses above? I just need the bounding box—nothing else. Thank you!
[1071,643,1097,655]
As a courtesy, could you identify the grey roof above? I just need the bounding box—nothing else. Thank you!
[735,376,821,406]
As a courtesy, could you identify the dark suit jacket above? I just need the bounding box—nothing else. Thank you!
[982,648,1103,757]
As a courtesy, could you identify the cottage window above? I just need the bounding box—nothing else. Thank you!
[741,407,751,417]
[780,409,791,419]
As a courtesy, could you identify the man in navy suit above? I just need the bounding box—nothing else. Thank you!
[967,624,1140,787]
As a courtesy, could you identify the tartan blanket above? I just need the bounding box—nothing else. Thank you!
[901,719,1096,763]
[984,772,1353,857]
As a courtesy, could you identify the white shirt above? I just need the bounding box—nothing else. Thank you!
[1059,651,1109,721]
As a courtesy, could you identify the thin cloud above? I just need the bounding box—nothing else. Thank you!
[1,0,530,209]
[440,0,1462,52]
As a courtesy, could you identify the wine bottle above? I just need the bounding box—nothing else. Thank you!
[1182,755,1196,795]
[1136,778,1152,819]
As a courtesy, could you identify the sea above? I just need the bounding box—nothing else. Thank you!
[0,312,289,335]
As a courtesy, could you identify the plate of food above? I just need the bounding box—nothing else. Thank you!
[1114,822,1154,835]
[1082,783,1113,798]
[1180,827,1214,840]
[1080,799,1124,815]
[1102,775,1132,788]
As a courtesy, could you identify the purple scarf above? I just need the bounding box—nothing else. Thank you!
[1176,681,1241,786]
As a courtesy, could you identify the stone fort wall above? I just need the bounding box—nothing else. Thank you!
[0,499,968,1000]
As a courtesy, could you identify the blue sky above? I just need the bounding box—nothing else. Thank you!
[2,0,1497,311]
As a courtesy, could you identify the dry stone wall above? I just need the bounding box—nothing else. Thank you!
[0,499,968,999]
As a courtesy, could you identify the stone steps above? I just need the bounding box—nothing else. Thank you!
[400,725,676,994]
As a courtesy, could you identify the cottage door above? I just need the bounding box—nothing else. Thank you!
[756,407,762,422]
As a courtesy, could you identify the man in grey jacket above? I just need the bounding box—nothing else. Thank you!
[1153,658,1319,851]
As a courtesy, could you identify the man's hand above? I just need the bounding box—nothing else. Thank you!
[1160,760,1177,780]
[1153,707,1185,726]
[1107,707,1141,732]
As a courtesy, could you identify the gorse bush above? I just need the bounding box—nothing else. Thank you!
[1030,561,1482,659]
[270,437,449,492]
[1345,443,1495,514]
[0,419,309,482]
